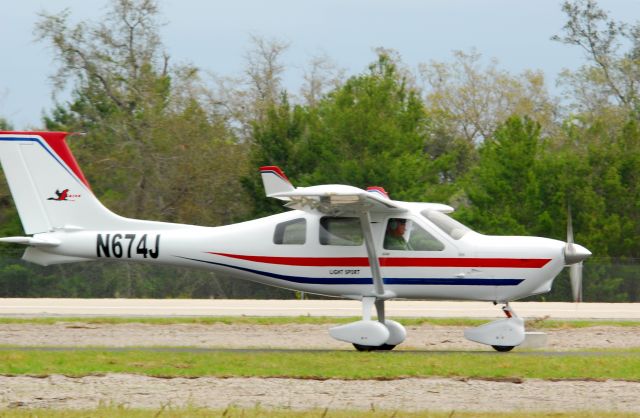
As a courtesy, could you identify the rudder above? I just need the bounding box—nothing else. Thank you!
[0,132,121,234]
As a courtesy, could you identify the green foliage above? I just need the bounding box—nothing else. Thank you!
[301,53,433,200]
[0,117,12,130]
[459,116,544,235]
[243,94,310,217]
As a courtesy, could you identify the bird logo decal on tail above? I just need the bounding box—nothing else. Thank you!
[47,189,80,201]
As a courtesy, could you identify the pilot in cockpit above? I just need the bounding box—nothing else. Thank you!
[384,218,412,250]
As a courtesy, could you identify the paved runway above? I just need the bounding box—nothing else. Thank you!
[0,298,639,319]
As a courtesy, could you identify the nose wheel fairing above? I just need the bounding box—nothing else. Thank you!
[464,304,525,351]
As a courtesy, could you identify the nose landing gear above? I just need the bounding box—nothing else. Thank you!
[464,303,525,352]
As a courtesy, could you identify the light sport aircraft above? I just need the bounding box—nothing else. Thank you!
[0,131,592,352]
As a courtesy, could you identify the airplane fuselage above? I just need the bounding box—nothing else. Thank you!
[33,208,567,303]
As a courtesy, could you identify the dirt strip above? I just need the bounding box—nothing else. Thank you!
[1,323,639,350]
[1,374,639,412]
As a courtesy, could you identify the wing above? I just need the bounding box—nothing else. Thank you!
[259,166,453,216]
[272,185,407,216]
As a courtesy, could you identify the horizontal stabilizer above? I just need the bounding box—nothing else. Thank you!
[260,166,294,197]
[0,236,60,247]
[22,247,92,266]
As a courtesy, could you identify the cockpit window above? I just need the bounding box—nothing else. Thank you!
[274,218,306,245]
[319,217,363,246]
[384,218,445,251]
[421,210,471,240]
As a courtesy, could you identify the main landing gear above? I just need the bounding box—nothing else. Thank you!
[329,298,525,352]
[353,343,396,352]
[329,297,406,351]
[464,303,525,352]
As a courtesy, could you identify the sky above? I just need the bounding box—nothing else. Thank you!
[2,0,640,130]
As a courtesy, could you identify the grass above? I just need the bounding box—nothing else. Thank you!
[0,315,638,328]
[0,348,639,380]
[1,406,639,418]
[0,406,638,418]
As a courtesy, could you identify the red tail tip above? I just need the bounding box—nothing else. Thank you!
[259,165,290,183]
[367,186,389,199]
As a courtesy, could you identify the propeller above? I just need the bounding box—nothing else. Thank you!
[564,208,591,302]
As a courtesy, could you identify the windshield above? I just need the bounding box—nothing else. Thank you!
[421,210,471,240]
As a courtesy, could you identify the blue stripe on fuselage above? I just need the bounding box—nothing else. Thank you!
[176,256,524,286]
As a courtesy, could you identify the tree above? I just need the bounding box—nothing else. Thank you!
[419,50,558,143]
[553,0,640,116]
[243,94,310,217]
[246,51,477,214]
[246,51,471,211]
[201,36,291,143]
[299,52,436,201]
[459,116,547,235]
[300,53,345,107]
[35,0,248,226]
[244,35,289,119]
[0,118,11,130]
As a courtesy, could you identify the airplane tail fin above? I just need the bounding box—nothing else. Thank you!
[260,165,294,197]
[0,131,129,234]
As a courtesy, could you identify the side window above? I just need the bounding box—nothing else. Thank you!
[274,218,306,245]
[384,218,444,251]
[319,217,363,246]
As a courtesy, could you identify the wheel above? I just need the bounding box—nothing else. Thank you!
[492,345,515,352]
[353,343,397,351]
[376,343,396,351]
[353,343,375,352]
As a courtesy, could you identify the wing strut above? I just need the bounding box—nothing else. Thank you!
[358,210,385,298]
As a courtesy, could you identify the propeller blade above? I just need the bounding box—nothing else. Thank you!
[565,206,589,302]
[567,207,574,244]
[569,262,583,302]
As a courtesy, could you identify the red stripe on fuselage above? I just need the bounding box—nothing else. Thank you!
[379,258,551,268]
[208,253,551,268]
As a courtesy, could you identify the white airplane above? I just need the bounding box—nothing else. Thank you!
[0,131,591,351]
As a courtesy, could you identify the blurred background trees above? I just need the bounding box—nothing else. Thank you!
[0,0,639,301]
